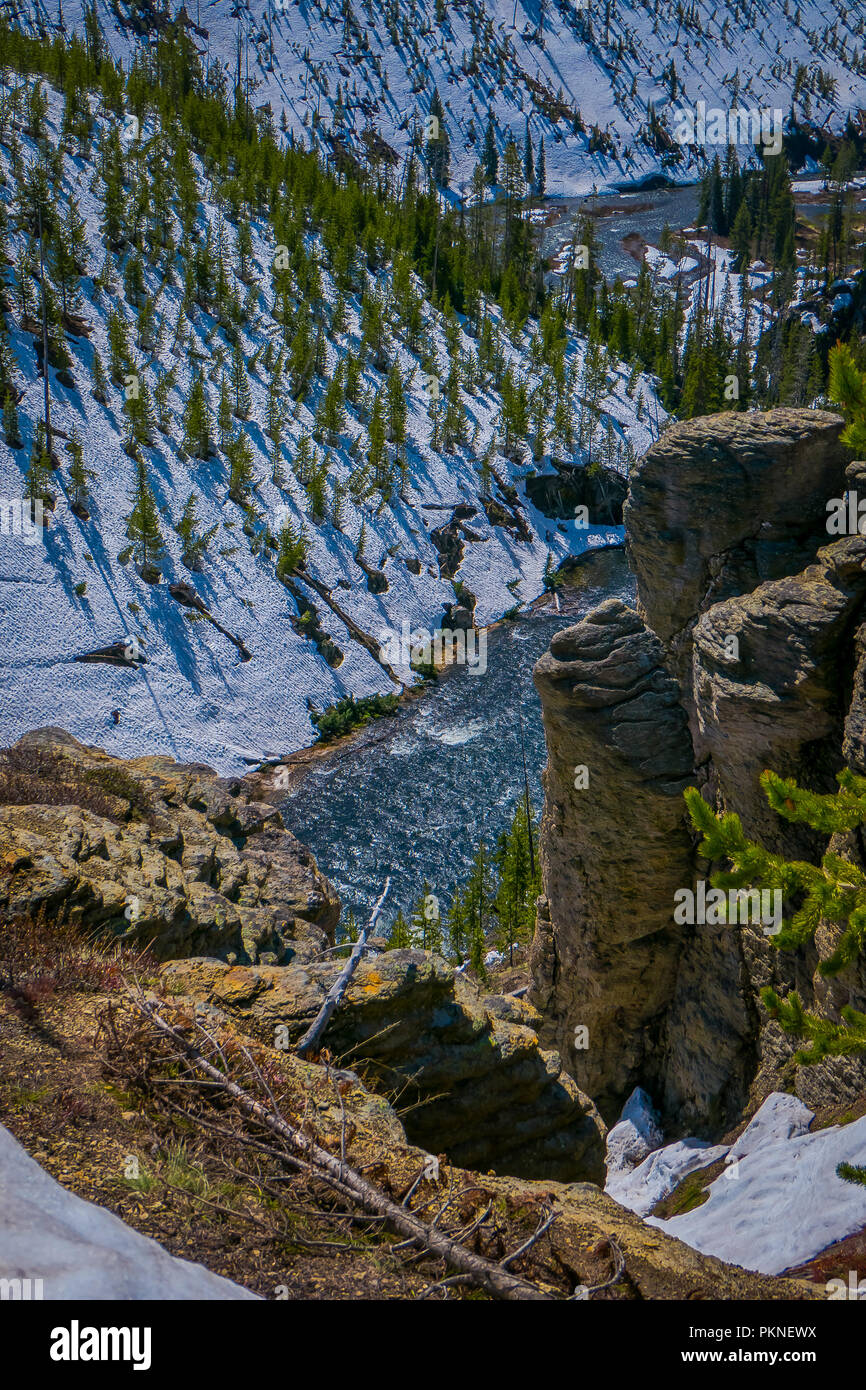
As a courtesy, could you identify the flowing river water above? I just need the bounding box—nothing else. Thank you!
[540,179,856,284]
[281,551,635,932]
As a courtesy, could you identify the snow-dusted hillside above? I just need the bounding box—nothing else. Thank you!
[0,74,654,772]
[42,0,866,195]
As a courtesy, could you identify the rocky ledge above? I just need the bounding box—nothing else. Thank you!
[159,951,606,1183]
[0,728,339,965]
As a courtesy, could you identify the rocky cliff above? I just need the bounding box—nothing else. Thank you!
[530,408,866,1132]
[0,728,604,1183]
[0,728,340,966]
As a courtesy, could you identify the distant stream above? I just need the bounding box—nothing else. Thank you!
[280,554,635,930]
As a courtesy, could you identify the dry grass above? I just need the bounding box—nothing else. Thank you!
[0,743,154,822]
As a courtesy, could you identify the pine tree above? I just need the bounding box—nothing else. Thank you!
[237,219,254,283]
[50,219,82,317]
[267,375,284,445]
[494,799,539,965]
[293,432,317,487]
[446,889,467,963]
[226,429,255,503]
[388,910,412,949]
[67,430,95,515]
[101,123,125,247]
[153,367,176,434]
[341,908,360,944]
[175,492,218,571]
[386,363,406,446]
[3,391,21,448]
[684,770,866,1061]
[14,240,35,319]
[125,456,164,574]
[25,425,52,506]
[123,375,156,448]
[276,515,308,579]
[90,347,110,404]
[107,307,134,384]
[316,362,345,444]
[829,342,866,455]
[442,362,464,451]
[331,476,348,530]
[535,136,546,197]
[182,372,214,459]
[368,389,389,492]
[288,314,313,397]
[427,87,450,186]
[482,110,498,186]
[230,336,252,418]
[270,439,286,488]
[218,373,233,448]
[523,118,534,189]
[464,839,492,967]
[410,882,443,953]
[306,461,328,524]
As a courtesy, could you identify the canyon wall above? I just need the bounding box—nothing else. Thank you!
[530,408,866,1131]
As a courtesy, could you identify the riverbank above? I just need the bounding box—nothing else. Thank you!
[246,542,628,802]
[274,547,634,929]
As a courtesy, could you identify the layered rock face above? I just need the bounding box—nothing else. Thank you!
[624,408,847,690]
[531,408,866,1131]
[0,728,339,965]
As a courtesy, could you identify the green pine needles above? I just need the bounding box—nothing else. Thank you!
[684,769,866,1064]
[828,341,866,456]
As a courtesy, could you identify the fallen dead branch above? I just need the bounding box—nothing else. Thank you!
[125,987,556,1301]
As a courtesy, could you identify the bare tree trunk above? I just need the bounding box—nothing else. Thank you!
[296,877,391,1058]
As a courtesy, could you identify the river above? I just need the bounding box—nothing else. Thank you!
[281,551,634,932]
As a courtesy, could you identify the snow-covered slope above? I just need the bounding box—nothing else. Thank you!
[606,1090,866,1277]
[0,78,653,771]
[0,1121,258,1298]
[45,0,866,194]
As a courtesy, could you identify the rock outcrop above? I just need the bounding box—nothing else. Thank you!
[158,951,607,1183]
[532,407,866,1132]
[0,728,339,965]
[624,408,847,689]
[531,599,695,1118]
[0,729,605,1184]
